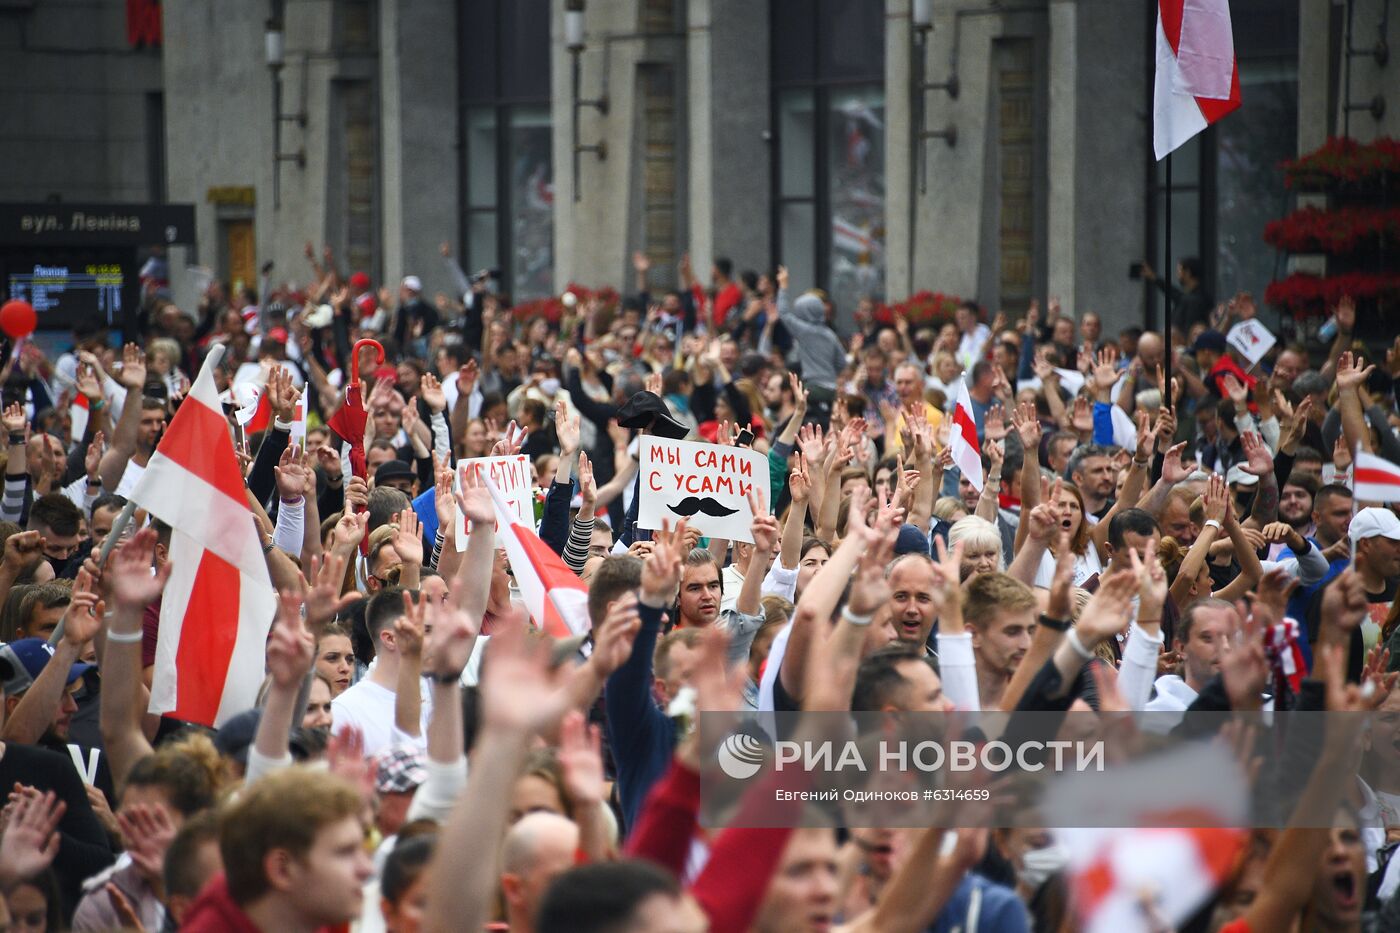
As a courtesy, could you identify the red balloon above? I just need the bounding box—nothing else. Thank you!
[0,300,35,339]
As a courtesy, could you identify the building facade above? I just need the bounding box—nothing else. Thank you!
[3,0,1396,337]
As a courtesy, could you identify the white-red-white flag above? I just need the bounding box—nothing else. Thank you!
[482,472,590,638]
[1153,0,1241,160]
[1354,449,1400,503]
[950,379,983,492]
[128,345,276,727]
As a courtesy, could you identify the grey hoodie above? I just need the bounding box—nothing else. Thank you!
[767,289,846,391]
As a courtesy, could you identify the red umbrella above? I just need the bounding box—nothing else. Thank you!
[326,338,384,553]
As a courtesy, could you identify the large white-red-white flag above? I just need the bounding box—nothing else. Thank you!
[950,378,983,492]
[128,345,276,727]
[1354,449,1400,503]
[482,473,590,638]
[1153,0,1241,160]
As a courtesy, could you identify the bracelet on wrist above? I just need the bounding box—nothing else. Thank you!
[1038,613,1072,633]
[280,496,304,506]
[1065,628,1094,660]
[7,433,24,446]
[106,628,144,644]
[1203,518,1223,532]
[89,398,105,411]
[430,671,463,685]
[841,606,875,627]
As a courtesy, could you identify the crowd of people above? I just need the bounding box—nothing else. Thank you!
[0,240,1395,933]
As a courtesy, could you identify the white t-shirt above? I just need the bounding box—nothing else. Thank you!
[330,676,431,757]
[1033,547,1103,589]
[113,459,146,499]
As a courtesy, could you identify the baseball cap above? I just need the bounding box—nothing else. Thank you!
[0,639,95,696]
[214,708,261,767]
[349,271,372,291]
[1225,464,1259,487]
[402,275,423,293]
[375,747,427,795]
[374,460,416,486]
[1190,330,1228,355]
[1349,507,1400,545]
[894,524,931,557]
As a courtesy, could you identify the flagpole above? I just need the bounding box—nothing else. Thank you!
[1163,151,1173,396]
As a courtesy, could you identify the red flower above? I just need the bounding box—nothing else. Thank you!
[1263,206,1400,254]
[1282,136,1400,190]
[1264,272,1400,316]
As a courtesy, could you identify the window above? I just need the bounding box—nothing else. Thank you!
[772,0,885,319]
[1145,1,1298,327]
[460,0,554,300]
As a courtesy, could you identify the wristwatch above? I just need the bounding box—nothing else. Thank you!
[1038,613,1071,632]
[430,671,463,685]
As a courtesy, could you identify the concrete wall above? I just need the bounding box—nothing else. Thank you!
[0,0,163,203]
[688,0,770,282]
[552,0,645,288]
[380,0,457,297]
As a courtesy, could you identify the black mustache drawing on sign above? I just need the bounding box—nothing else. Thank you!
[668,497,740,518]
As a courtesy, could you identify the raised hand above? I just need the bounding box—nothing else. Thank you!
[107,528,171,611]
[75,361,103,401]
[1128,547,1167,617]
[1250,566,1299,622]
[588,591,641,679]
[84,431,105,482]
[555,399,581,457]
[1202,473,1228,524]
[640,519,687,605]
[457,358,480,396]
[1071,396,1093,435]
[748,491,779,554]
[557,710,606,806]
[1333,431,1353,472]
[395,590,425,660]
[1320,568,1368,633]
[491,420,527,457]
[1336,294,1356,333]
[455,469,496,526]
[797,422,825,465]
[274,445,306,500]
[1154,406,1178,454]
[267,590,315,688]
[393,509,424,568]
[1161,441,1191,484]
[345,475,369,510]
[60,569,105,647]
[984,403,1007,442]
[271,366,303,423]
[1046,533,1074,620]
[1009,400,1041,451]
[331,509,369,553]
[789,372,808,421]
[577,450,597,510]
[422,596,481,679]
[1023,501,1059,544]
[1336,350,1374,392]
[1,402,25,436]
[1,530,46,578]
[1092,347,1120,393]
[304,552,361,629]
[118,343,147,390]
[1239,431,1273,477]
[420,372,447,413]
[1221,605,1268,712]
[325,727,375,804]
[0,789,64,887]
[1221,373,1249,408]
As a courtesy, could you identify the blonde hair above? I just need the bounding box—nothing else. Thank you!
[948,516,1004,572]
[932,496,966,522]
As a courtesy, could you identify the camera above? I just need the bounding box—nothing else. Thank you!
[470,268,502,284]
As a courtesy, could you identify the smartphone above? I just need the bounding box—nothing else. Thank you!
[1129,262,1144,280]
[735,428,755,447]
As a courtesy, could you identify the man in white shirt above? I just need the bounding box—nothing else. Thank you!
[331,587,432,755]
[1146,598,1233,714]
[955,302,992,371]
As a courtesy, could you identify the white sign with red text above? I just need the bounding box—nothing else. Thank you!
[1226,319,1276,367]
[455,455,533,550]
[638,437,769,542]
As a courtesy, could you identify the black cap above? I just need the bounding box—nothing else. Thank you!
[1190,330,1228,354]
[374,459,416,485]
[614,391,690,440]
[213,708,262,767]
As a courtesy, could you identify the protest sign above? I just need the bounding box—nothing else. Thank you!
[455,455,533,550]
[1226,319,1276,367]
[638,437,770,542]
